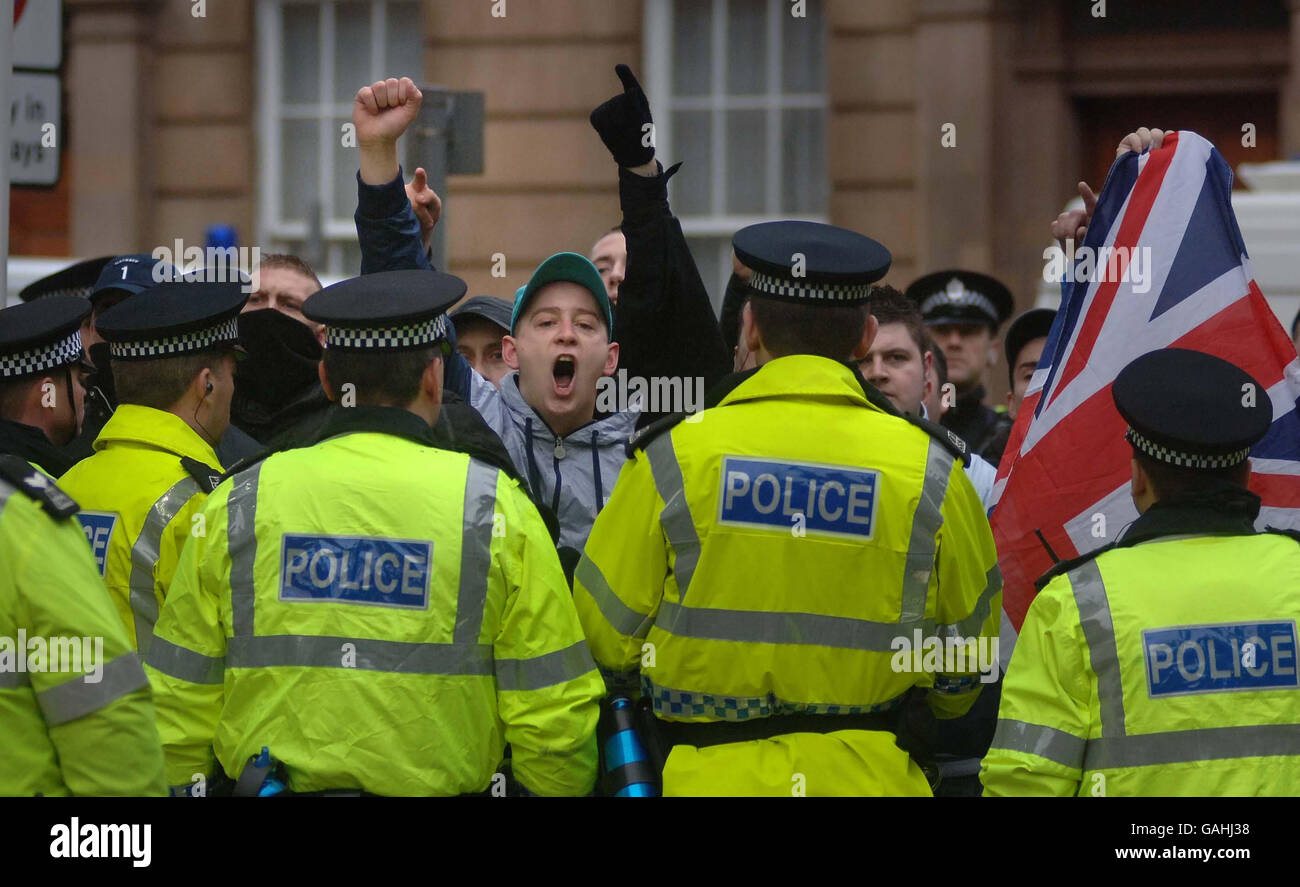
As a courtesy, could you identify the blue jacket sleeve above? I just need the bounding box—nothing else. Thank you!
[355,168,434,275]
[354,167,472,399]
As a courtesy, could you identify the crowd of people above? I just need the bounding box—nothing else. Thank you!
[1,66,1298,798]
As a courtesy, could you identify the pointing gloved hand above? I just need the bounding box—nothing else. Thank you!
[589,64,656,168]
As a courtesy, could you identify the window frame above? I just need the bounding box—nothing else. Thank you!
[642,0,830,304]
[255,0,420,276]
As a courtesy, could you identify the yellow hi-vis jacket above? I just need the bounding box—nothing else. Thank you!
[59,404,223,655]
[573,356,1002,796]
[144,410,605,797]
[0,459,166,796]
[982,517,1300,797]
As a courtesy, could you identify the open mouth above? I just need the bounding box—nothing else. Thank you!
[552,354,576,395]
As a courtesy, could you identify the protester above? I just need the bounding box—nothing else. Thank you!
[983,307,1057,466]
[450,295,512,386]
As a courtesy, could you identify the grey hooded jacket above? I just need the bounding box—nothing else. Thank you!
[469,370,638,551]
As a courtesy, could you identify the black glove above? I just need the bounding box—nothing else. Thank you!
[589,64,656,168]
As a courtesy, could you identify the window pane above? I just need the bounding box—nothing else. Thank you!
[782,0,825,92]
[333,2,371,103]
[726,0,767,95]
[340,241,363,277]
[672,0,712,97]
[725,110,767,215]
[686,236,725,314]
[280,119,320,223]
[332,117,356,223]
[671,110,714,216]
[781,108,826,214]
[386,1,424,82]
[282,3,320,103]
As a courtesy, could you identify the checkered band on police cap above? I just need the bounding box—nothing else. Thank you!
[325,312,449,351]
[0,329,83,379]
[749,269,872,303]
[920,280,999,322]
[108,316,239,360]
[1125,426,1252,470]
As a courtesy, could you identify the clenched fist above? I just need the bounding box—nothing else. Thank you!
[355,77,422,185]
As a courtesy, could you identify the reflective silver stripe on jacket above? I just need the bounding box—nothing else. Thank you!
[36,653,149,726]
[1069,560,1127,737]
[990,717,1087,769]
[227,462,263,637]
[226,634,493,675]
[496,640,596,691]
[655,599,933,651]
[901,439,953,623]
[643,434,702,600]
[130,477,202,655]
[146,636,225,685]
[454,460,497,645]
[576,556,655,638]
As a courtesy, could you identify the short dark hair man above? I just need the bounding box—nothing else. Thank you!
[906,270,1014,457]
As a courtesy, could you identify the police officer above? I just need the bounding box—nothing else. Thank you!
[573,222,1001,796]
[0,297,92,475]
[0,456,166,795]
[905,270,1014,457]
[144,269,604,797]
[982,348,1300,796]
[59,281,246,655]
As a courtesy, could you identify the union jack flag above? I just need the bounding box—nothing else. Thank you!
[991,130,1300,631]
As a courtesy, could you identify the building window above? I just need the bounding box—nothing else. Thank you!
[256,0,423,277]
[644,0,828,310]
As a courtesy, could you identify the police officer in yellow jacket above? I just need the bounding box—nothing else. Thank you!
[145,270,605,797]
[982,348,1300,796]
[0,456,166,796]
[573,222,1001,796]
[59,281,246,655]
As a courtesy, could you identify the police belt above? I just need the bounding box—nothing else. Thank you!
[653,709,902,751]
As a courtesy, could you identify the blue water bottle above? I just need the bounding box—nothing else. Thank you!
[253,746,287,797]
[602,697,658,797]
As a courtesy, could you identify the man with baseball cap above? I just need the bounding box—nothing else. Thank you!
[59,281,247,654]
[983,307,1057,466]
[906,270,1014,457]
[450,295,513,386]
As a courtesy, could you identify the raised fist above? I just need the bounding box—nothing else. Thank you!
[353,77,423,147]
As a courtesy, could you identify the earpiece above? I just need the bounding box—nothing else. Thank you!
[206,382,214,394]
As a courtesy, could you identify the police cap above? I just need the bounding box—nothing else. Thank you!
[732,221,891,305]
[1113,348,1273,470]
[303,269,465,353]
[0,296,91,380]
[18,256,114,303]
[91,254,177,304]
[906,270,1013,330]
[96,280,246,361]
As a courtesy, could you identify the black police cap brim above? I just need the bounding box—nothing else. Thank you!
[732,221,891,285]
[95,281,247,341]
[0,295,91,352]
[303,270,466,327]
[1113,348,1274,455]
